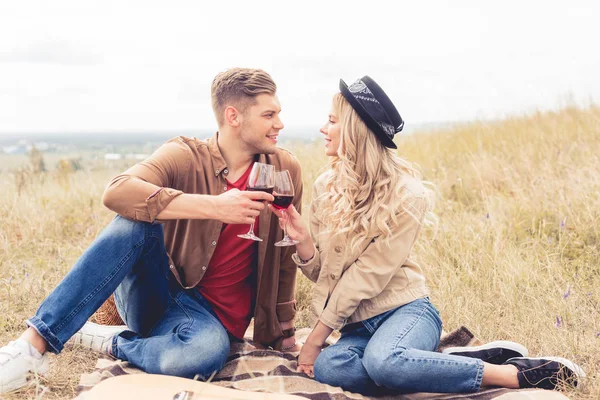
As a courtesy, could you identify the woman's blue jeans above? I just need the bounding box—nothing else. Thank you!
[313,298,484,395]
[26,215,230,380]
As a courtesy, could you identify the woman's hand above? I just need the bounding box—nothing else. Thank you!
[297,342,322,378]
[296,321,333,378]
[268,204,310,244]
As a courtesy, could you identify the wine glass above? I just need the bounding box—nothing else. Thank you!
[273,170,299,247]
[238,162,275,241]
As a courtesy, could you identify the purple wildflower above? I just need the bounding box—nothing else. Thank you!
[486,213,490,219]
[563,286,571,299]
[555,316,563,328]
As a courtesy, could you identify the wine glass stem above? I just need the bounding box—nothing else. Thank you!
[247,222,255,236]
[282,210,290,240]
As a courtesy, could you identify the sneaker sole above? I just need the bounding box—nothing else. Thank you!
[443,340,529,357]
[0,365,49,394]
[0,376,29,394]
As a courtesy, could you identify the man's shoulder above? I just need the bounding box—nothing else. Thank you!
[165,135,210,152]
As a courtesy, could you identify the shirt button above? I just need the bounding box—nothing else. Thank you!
[169,265,174,269]
[330,274,336,280]
[334,246,342,253]
[223,168,229,174]
[211,241,217,246]
[215,169,220,174]
[202,266,207,271]
[223,186,227,191]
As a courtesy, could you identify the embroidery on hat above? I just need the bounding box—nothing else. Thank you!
[380,122,395,137]
[355,95,379,103]
[348,80,368,93]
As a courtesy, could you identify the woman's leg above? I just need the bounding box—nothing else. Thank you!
[362,297,485,394]
[313,330,377,394]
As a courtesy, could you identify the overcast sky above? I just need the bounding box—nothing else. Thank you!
[0,0,598,135]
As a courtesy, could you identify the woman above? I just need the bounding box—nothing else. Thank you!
[269,76,585,395]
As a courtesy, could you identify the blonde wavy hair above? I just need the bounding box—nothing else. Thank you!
[317,93,437,252]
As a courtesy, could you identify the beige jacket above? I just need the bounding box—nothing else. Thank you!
[293,170,429,330]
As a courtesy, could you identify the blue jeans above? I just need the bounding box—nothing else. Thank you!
[313,298,484,395]
[26,216,230,380]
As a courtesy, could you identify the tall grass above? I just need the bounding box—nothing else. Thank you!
[1,106,598,399]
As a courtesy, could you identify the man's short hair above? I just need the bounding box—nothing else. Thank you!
[211,68,277,126]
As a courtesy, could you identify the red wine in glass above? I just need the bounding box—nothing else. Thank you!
[238,162,275,241]
[272,194,294,210]
[273,170,299,246]
[247,186,274,195]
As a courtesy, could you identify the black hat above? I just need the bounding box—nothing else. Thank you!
[339,76,404,149]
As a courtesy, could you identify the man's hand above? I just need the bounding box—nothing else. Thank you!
[296,342,322,378]
[214,189,274,224]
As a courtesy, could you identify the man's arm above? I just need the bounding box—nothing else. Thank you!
[103,138,272,224]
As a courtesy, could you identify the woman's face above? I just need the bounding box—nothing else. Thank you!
[320,107,341,157]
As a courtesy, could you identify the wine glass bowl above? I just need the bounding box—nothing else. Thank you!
[238,162,275,241]
[273,170,299,247]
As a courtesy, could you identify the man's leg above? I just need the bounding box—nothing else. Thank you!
[1,215,167,393]
[27,215,167,353]
[113,289,230,380]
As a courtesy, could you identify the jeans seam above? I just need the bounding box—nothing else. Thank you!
[173,292,195,333]
[140,234,159,257]
[471,360,484,392]
[54,236,147,333]
[390,301,429,352]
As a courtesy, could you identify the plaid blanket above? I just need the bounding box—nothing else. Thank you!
[74,327,569,400]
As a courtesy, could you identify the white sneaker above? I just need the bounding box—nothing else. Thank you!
[0,339,49,394]
[67,322,127,354]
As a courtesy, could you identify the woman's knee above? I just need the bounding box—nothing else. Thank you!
[313,345,361,386]
[363,345,411,388]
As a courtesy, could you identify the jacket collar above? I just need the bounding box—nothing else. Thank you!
[208,132,270,177]
[207,132,228,177]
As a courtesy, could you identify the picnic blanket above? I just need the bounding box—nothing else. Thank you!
[74,327,569,400]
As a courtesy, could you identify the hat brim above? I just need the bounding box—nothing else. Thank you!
[339,79,397,149]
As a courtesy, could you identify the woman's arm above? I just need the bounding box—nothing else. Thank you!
[297,321,333,377]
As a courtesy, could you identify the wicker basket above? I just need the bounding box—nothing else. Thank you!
[91,294,125,325]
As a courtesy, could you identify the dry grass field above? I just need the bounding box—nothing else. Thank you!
[1,106,599,399]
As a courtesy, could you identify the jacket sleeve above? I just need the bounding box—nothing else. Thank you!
[102,138,190,222]
[319,194,428,330]
[275,155,303,323]
[292,188,322,282]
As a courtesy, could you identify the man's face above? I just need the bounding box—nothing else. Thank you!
[238,94,283,155]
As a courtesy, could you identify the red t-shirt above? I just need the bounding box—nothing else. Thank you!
[197,163,257,338]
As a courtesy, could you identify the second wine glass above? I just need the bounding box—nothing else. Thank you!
[273,170,299,247]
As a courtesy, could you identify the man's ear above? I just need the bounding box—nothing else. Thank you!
[224,106,241,127]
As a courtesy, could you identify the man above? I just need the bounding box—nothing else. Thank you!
[0,68,302,393]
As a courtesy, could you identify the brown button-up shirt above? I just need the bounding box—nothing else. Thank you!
[102,134,302,349]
